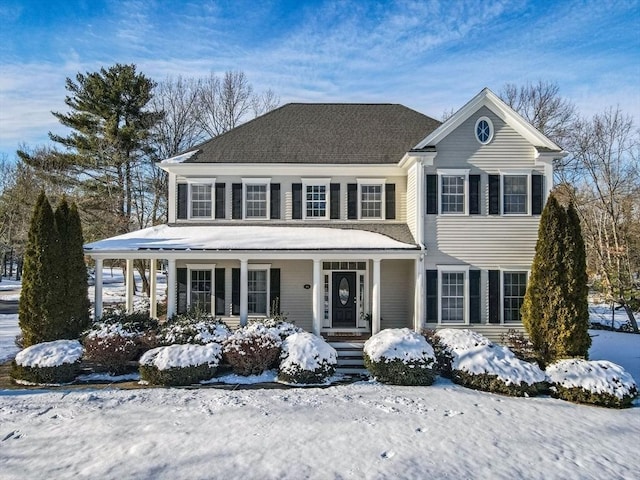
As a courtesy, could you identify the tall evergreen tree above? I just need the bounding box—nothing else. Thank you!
[18,192,64,346]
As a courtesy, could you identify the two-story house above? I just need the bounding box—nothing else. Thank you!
[85,88,563,342]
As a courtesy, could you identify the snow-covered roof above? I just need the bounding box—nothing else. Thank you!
[84,224,418,253]
[160,149,200,164]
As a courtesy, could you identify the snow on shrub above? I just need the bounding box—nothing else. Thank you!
[278,332,337,384]
[363,328,437,386]
[159,311,231,345]
[223,327,282,376]
[247,318,304,340]
[11,340,83,384]
[546,359,638,408]
[82,312,159,374]
[139,343,222,386]
[435,328,548,396]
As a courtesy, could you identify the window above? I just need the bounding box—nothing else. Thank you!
[244,183,268,219]
[441,272,465,323]
[190,183,213,218]
[302,179,330,219]
[475,116,493,144]
[190,269,212,313]
[248,269,268,315]
[503,272,527,323]
[503,175,528,214]
[441,175,465,214]
[360,184,383,219]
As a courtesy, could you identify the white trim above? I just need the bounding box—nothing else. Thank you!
[357,180,385,220]
[436,265,470,325]
[437,169,470,216]
[185,177,216,184]
[302,179,330,220]
[162,163,406,177]
[187,182,215,220]
[499,171,532,216]
[242,179,271,220]
[474,116,494,144]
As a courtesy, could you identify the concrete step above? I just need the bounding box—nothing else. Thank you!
[336,367,369,376]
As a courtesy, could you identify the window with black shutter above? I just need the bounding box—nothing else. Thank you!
[330,184,341,219]
[531,174,543,215]
[232,268,240,315]
[426,174,438,214]
[270,268,281,314]
[177,184,188,220]
[347,184,357,219]
[385,183,396,219]
[270,183,281,219]
[425,269,438,323]
[292,183,302,219]
[469,175,481,215]
[488,175,500,215]
[232,183,242,219]
[215,268,225,315]
[469,270,481,323]
[215,183,226,219]
[488,269,500,323]
[177,268,187,314]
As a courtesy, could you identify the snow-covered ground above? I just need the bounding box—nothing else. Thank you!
[1,274,639,479]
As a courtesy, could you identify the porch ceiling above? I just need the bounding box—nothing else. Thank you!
[84,224,419,255]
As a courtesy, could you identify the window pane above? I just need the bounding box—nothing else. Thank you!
[441,175,465,213]
[441,272,465,323]
[246,184,267,218]
[504,176,528,214]
[361,185,382,218]
[190,270,212,312]
[305,185,326,218]
[191,184,212,218]
[503,272,527,323]
[248,270,268,315]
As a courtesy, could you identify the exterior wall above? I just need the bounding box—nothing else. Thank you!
[380,259,414,329]
[406,163,418,241]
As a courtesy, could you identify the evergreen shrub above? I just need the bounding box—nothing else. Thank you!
[11,339,83,384]
[159,310,231,345]
[278,332,337,384]
[139,344,222,386]
[223,328,281,376]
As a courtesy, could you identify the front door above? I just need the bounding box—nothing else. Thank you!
[332,271,357,328]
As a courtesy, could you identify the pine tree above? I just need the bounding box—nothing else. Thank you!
[521,194,570,366]
[18,192,64,346]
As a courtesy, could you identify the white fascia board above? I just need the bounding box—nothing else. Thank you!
[414,88,562,151]
[398,151,436,168]
[162,163,406,177]
[534,150,567,166]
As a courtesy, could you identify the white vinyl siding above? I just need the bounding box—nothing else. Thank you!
[380,260,414,330]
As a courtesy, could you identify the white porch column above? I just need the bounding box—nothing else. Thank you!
[125,258,134,313]
[240,259,248,327]
[414,257,424,332]
[372,258,381,334]
[149,259,157,319]
[167,258,177,318]
[94,258,103,320]
[312,259,321,335]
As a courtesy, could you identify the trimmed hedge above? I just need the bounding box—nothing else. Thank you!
[160,311,231,345]
[278,332,337,384]
[451,370,548,397]
[223,328,281,376]
[11,361,81,385]
[139,363,218,387]
[363,354,436,386]
[139,344,222,386]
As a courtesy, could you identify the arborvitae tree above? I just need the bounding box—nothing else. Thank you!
[18,192,65,346]
[560,202,591,357]
[521,194,570,366]
[55,197,90,338]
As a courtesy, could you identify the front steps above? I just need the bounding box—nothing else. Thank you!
[329,341,368,375]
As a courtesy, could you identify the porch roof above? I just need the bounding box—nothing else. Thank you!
[84,224,419,254]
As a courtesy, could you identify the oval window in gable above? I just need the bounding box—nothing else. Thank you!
[475,116,493,145]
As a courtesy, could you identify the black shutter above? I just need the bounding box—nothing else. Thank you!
[177,184,188,220]
[270,183,281,219]
[469,175,481,215]
[270,268,281,314]
[177,268,187,315]
[426,269,438,323]
[292,183,302,219]
[488,269,500,324]
[232,183,242,219]
[215,183,226,219]
[347,183,357,219]
[426,174,438,214]
[330,183,341,219]
[531,174,543,215]
[215,268,225,316]
[469,270,481,323]
[385,183,396,219]
[488,175,500,215]
[232,268,240,315]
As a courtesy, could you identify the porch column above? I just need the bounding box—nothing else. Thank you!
[149,259,157,319]
[94,258,103,320]
[372,258,381,334]
[167,258,176,318]
[312,259,321,335]
[414,257,424,332]
[240,259,248,326]
[125,258,134,313]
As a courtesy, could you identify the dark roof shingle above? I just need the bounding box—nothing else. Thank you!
[185,103,441,164]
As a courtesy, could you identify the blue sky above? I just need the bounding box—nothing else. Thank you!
[1,0,638,159]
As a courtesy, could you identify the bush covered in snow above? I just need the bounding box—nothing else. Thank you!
[435,329,548,397]
[278,332,337,384]
[11,340,83,384]
[82,311,159,374]
[364,328,437,386]
[247,318,304,340]
[223,327,282,376]
[546,359,638,408]
[159,311,231,345]
[500,329,538,364]
[139,343,222,386]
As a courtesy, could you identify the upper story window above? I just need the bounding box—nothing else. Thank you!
[503,175,528,214]
[243,179,270,219]
[190,184,213,218]
[475,116,493,144]
[438,169,469,215]
[303,179,330,220]
[358,180,385,219]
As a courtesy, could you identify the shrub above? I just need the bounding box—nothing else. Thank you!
[546,359,638,408]
[435,329,548,397]
[159,311,231,345]
[223,327,281,376]
[364,328,437,386]
[500,329,539,364]
[278,332,337,384]
[432,329,491,377]
[11,339,83,384]
[247,317,303,340]
[139,343,222,386]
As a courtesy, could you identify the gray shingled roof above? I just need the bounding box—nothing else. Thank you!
[184,103,441,164]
